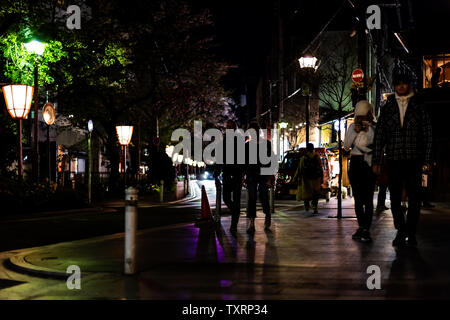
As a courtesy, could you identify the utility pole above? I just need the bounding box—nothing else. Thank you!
[277,0,284,121]
[33,64,40,182]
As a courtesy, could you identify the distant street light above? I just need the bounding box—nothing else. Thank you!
[42,103,55,182]
[299,54,319,144]
[88,120,93,204]
[116,125,133,187]
[279,122,288,129]
[2,85,34,181]
[25,39,46,182]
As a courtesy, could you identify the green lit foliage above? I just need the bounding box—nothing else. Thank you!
[0,32,67,86]
[0,0,234,192]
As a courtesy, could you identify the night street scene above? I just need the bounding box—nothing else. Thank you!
[0,0,450,314]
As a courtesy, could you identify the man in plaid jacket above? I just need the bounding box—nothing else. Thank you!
[373,74,432,247]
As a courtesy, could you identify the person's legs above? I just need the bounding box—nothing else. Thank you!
[258,179,270,215]
[246,175,257,219]
[258,176,271,228]
[312,192,319,212]
[231,175,242,226]
[387,160,407,245]
[310,178,321,213]
[377,184,387,209]
[360,165,376,243]
[222,174,233,212]
[246,175,257,233]
[405,161,422,243]
[349,158,365,229]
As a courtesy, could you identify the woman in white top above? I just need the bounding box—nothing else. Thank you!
[344,100,377,243]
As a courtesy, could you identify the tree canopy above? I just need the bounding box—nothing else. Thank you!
[0,0,234,184]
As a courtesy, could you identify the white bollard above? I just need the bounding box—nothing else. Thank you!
[124,187,138,275]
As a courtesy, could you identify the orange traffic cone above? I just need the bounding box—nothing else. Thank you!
[196,185,213,223]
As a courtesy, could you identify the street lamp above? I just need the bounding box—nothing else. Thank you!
[88,120,93,204]
[116,125,133,187]
[2,85,34,181]
[298,56,319,70]
[25,39,46,183]
[42,103,55,182]
[24,40,46,56]
[279,122,288,159]
[299,54,319,144]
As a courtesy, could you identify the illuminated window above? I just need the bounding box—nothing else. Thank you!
[423,54,450,88]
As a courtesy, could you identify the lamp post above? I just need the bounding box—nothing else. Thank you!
[279,122,288,160]
[116,125,133,187]
[42,103,55,182]
[25,40,46,182]
[88,120,93,204]
[299,55,318,145]
[2,85,34,181]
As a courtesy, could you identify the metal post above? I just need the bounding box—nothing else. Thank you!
[137,120,141,181]
[17,119,23,181]
[47,124,50,181]
[124,145,127,187]
[160,179,164,203]
[186,164,190,195]
[306,94,310,144]
[88,132,92,204]
[337,115,343,219]
[124,187,138,275]
[215,178,221,221]
[33,63,39,182]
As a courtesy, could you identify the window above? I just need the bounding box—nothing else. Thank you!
[423,54,450,88]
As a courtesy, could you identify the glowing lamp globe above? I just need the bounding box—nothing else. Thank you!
[116,126,133,146]
[279,122,288,129]
[298,56,318,70]
[2,85,34,119]
[24,40,46,56]
[88,120,94,133]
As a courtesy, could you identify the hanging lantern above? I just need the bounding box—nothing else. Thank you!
[116,126,134,145]
[2,85,34,119]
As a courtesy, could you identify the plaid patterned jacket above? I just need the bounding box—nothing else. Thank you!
[373,94,432,165]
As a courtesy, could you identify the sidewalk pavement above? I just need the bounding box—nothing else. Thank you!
[1,196,450,300]
[0,180,199,223]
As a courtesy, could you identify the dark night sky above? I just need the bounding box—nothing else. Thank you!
[191,0,351,94]
[192,0,274,94]
[191,0,450,96]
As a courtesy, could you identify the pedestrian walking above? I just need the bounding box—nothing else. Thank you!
[293,143,323,214]
[373,73,433,247]
[375,155,389,213]
[244,122,274,233]
[214,120,244,234]
[344,100,376,242]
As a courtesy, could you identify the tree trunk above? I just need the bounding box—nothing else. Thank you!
[106,122,121,195]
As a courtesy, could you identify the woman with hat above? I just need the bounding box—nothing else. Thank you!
[344,100,377,242]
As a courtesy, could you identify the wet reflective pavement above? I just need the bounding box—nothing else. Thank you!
[0,194,450,300]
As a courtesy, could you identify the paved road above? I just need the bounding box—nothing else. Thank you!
[0,181,205,252]
[2,180,449,300]
[0,179,303,252]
